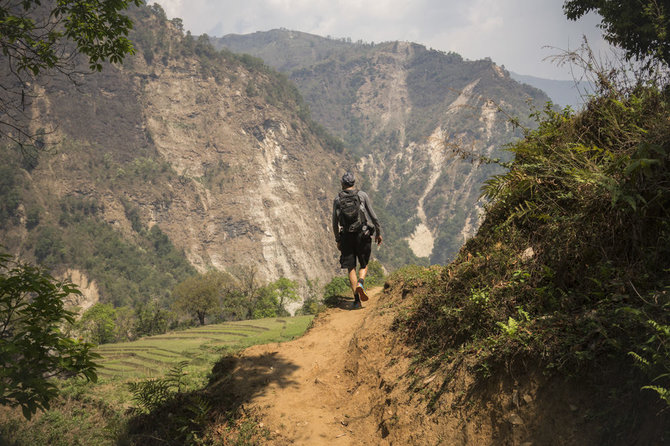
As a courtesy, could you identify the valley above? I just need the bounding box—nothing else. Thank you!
[1,2,668,445]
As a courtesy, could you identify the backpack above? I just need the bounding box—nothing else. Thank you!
[338,190,366,233]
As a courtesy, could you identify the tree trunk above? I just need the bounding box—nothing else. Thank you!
[197,311,205,325]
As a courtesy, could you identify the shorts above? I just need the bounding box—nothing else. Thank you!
[339,231,372,270]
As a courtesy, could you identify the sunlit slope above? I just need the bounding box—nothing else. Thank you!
[95,316,313,379]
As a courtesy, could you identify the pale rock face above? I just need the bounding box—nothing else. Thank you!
[138,63,342,283]
[213,30,552,264]
[354,41,413,142]
[327,44,514,261]
[406,127,447,258]
[480,99,499,141]
[371,70,504,259]
[62,269,100,312]
[447,79,481,115]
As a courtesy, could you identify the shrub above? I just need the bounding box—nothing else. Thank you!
[323,276,351,306]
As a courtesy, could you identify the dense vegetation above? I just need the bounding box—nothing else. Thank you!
[0,261,384,445]
[394,61,670,433]
[0,142,197,309]
[0,2,346,310]
[0,4,352,435]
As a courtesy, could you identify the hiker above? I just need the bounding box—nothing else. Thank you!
[332,172,382,309]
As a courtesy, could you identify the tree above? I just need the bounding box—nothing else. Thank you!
[1,0,142,145]
[322,276,351,307]
[113,304,135,341]
[231,263,260,300]
[364,259,386,286]
[134,300,171,337]
[564,0,670,66]
[298,278,323,315]
[271,277,299,316]
[173,271,227,325]
[77,303,116,344]
[250,284,278,319]
[0,253,99,419]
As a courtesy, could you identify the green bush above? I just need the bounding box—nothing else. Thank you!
[0,165,21,227]
[323,276,351,306]
[77,303,117,344]
[0,254,99,420]
[364,259,385,287]
[34,226,65,267]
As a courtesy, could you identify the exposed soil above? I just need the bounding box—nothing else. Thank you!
[219,286,669,446]
[221,287,391,445]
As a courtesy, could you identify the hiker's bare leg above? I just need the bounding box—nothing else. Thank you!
[358,266,368,281]
[348,268,358,295]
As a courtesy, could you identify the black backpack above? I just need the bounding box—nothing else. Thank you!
[338,190,366,233]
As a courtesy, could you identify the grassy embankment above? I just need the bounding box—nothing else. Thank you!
[0,315,313,446]
[390,71,670,441]
[96,316,313,380]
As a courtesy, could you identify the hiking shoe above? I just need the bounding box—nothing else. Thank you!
[352,299,362,310]
[356,282,369,301]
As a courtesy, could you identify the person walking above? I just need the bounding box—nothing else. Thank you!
[332,172,383,309]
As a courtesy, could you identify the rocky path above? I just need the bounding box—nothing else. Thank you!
[231,287,385,445]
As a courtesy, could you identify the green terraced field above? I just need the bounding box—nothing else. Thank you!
[95,316,313,381]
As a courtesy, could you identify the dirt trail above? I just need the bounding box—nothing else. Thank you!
[232,288,386,445]
[220,283,669,446]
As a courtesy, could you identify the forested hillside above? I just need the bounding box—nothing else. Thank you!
[1,1,668,445]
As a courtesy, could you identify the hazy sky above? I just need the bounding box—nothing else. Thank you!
[151,0,612,80]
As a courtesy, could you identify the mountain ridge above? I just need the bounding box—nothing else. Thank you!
[211,29,552,265]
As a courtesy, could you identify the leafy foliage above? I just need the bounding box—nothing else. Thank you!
[249,284,279,319]
[297,278,322,315]
[0,253,99,419]
[0,0,142,144]
[564,0,670,67]
[323,276,352,306]
[127,361,189,414]
[624,301,670,405]
[77,303,117,344]
[0,165,21,227]
[134,300,173,337]
[0,0,142,74]
[269,277,299,316]
[364,259,386,287]
[173,271,231,326]
[321,260,386,307]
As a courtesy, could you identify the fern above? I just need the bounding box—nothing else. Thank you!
[127,379,174,413]
[127,360,190,413]
[641,385,670,405]
[176,395,212,443]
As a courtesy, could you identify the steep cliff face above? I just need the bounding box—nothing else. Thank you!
[132,51,341,282]
[214,31,551,265]
[0,7,343,307]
